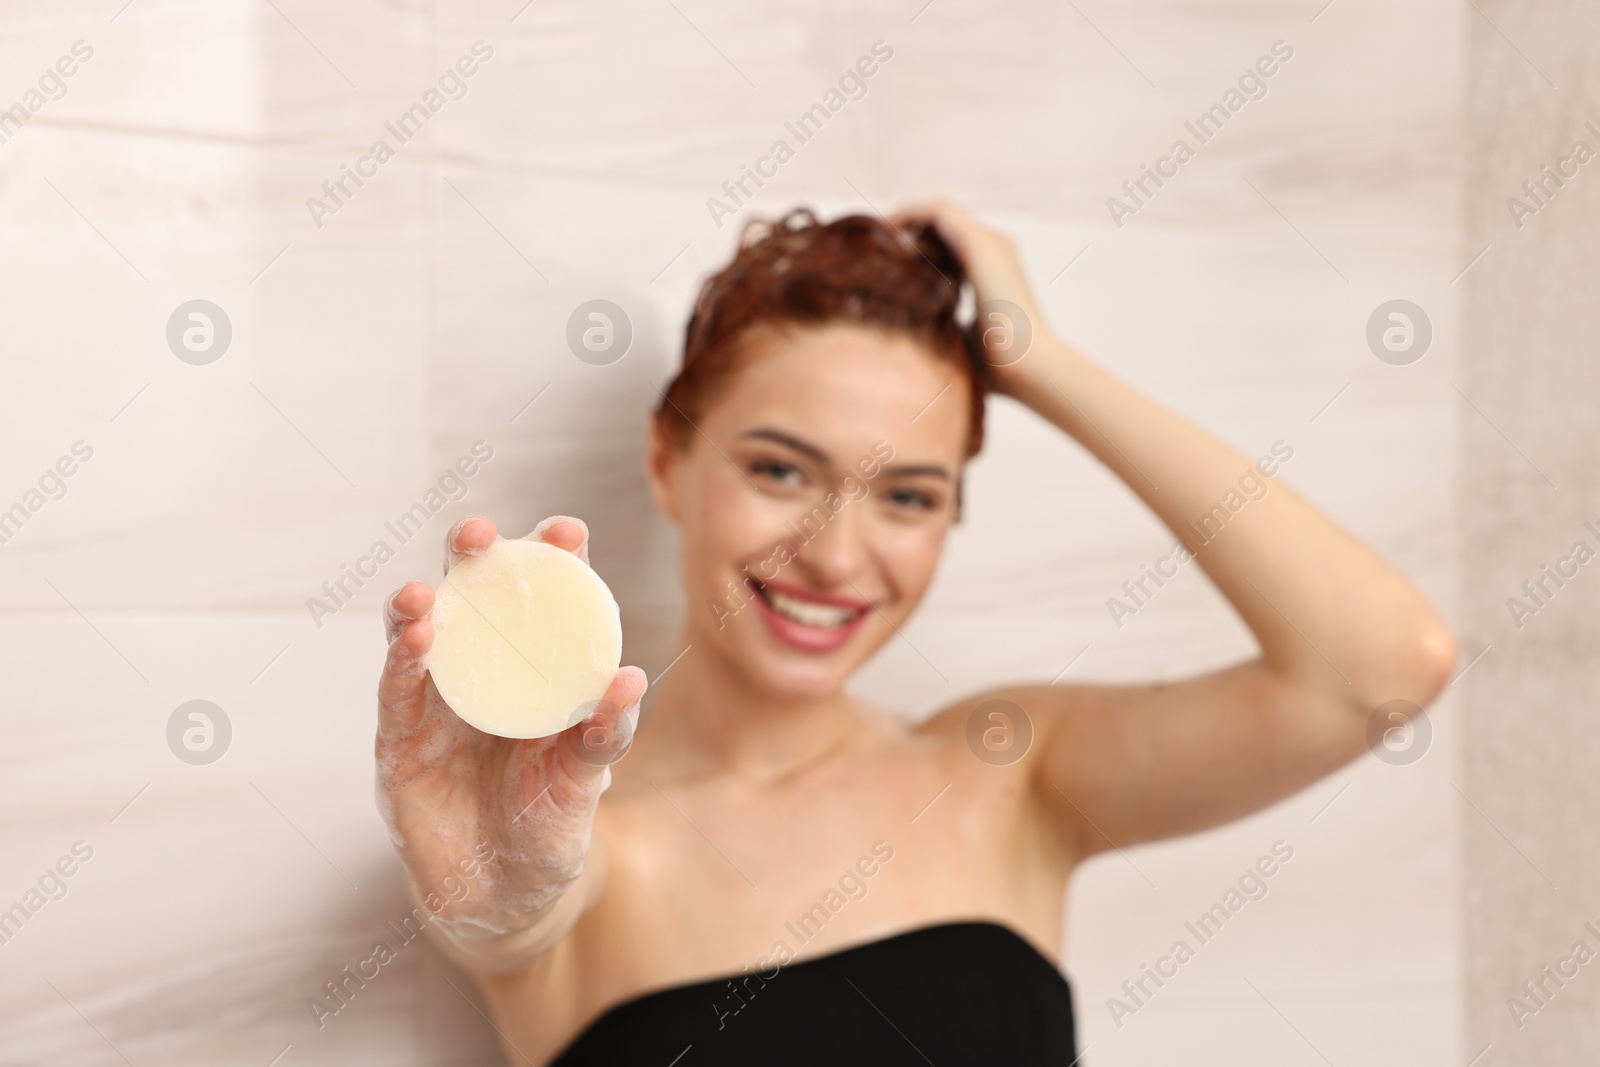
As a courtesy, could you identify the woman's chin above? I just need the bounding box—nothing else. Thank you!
[737,639,860,701]
[755,662,851,702]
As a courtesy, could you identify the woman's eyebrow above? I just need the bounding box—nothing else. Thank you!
[880,462,951,480]
[739,428,832,464]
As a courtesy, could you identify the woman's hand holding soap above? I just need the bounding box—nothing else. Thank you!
[373,515,645,971]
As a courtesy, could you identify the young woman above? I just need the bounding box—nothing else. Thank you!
[373,202,1456,1065]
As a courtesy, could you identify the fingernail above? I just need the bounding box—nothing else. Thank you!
[534,515,587,540]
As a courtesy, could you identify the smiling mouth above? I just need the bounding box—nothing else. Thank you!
[751,581,870,629]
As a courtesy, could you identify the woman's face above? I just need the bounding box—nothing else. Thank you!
[650,323,972,700]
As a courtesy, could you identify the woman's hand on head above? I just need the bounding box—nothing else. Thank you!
[374,514,646,967]
[891,199,1060,397]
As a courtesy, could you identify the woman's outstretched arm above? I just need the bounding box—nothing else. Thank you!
[904,200,1457,851]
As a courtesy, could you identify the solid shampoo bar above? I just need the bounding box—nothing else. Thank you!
[427,537,622,739]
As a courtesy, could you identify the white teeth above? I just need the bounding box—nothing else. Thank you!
[765,589,858,629]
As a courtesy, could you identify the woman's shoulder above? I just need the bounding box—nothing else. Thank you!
[909,684,1072,753]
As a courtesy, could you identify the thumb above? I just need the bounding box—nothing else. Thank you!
[557,666,647,774]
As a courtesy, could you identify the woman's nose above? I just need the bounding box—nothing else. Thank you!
[791,495,869,587]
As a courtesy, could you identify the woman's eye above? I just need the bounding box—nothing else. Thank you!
[752,460,804,486]
[887,487,937,510]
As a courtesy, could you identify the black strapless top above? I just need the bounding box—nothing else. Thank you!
[549,921,1077,1065]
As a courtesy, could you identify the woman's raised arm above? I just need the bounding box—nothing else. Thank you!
[904,200,1457,852]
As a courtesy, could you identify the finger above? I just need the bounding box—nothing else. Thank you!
[377,613,436,742]
[886,204,945,247]
[444,515,499,575]
[890,198,961,228]
[556,665,647,774]
[384,581,435,644]
[529,514,590,565]
[909,199,991,245]
[887,201,938,228]
[889,204,981,281]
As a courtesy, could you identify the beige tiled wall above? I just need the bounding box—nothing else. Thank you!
[1460,2,1600,1063]
[0,1,1480,1063]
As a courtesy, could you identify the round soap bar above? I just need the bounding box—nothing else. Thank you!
[426,537,622,739]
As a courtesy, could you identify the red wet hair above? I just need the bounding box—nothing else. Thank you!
[654,208,986,458]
